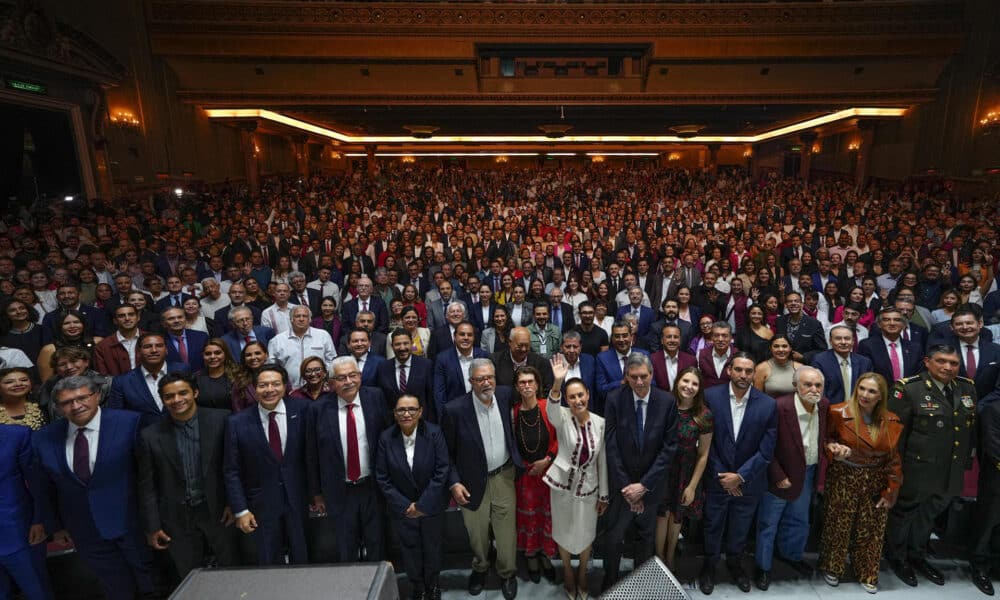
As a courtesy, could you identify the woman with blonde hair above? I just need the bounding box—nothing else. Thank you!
[820,373,903,594]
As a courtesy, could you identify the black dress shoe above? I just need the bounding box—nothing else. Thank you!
[754,568,771,591]
[728,563,752,593]
[526,567,541,584]
[912,558,945,586]
[468,571,486,596]
[542,563,557,583]
[972,565,996,596]
[501,575,518,600]
[698,566,716,595]
[786,559,814,577]
[890,559,918,587]
[410,589,425,600]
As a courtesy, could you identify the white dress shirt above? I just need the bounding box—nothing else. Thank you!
[566,359,582,382]
[794,394,819,466]
[730,386,749,439]
[633,391,650,432]
[458,350,475,392]
[66,407,101,474]
[403,429,417,469]
[261,304,292,334]
[142,365,166,410]
[474,395,510,472]
[267,327,337,388]
[338,395,371,479]
[712,350,731,379]
[663,352,679,389]
[117,331,138,369]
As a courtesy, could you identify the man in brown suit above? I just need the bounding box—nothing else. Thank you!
[93,304,143,376]
[753,366,828,590]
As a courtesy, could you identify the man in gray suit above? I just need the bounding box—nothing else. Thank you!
[426,280,469,331]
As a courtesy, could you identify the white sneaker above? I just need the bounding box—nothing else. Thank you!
[823,572,839,587]
[861,582,878,594]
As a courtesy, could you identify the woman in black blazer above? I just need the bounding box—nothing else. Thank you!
[375,394,451,600]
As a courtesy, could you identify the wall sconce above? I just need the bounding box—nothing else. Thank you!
[401,156,416,164]
[110,109,140,130]
[590,155,605,163]
[980,109,999,134]
[253,144,261,157]
[667,152,681,162]
[811,143,821,154]
[330,151,343,160]
[743,149,753,159]
[494,156,508,164]
[847,140,861,152]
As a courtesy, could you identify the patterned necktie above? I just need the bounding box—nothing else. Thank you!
[966,344,977,379]
[267,412,283,461]
[345,403,361,481]
[398,364,407,393]
[73,428,91,483]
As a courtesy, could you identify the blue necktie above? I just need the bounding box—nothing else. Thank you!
[635,399,645,450]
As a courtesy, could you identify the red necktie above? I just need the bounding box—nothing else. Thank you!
[398,364,407,393]
[967,344,977,379]
[245,334,252,345]
[73,428,91,484]
[177,335,188,363]
[267,411,283,461]
[345,403,361,481]
[362,300,368,312]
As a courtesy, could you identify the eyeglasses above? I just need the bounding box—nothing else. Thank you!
[395,407,421,415]
[516,380,537,387]
[469,375,496,384]
[331,372,362,382]
[55,391,95,408]
[303,368,326,375]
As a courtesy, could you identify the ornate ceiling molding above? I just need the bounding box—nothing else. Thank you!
[178,88,939,106]
[0,0,124,85]
[147,1,964,37]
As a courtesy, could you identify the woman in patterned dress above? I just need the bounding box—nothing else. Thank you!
[0,367,47,430]
[655,366,713,571]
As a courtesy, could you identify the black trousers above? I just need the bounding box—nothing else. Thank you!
[602,494,657,585]
[332,479,385,563]
[392,513,444,591]
[886,491,951,562]
[164,502,240,578]
[251,509,308,566]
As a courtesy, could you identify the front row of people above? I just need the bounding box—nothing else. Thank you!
[1,342,989,599]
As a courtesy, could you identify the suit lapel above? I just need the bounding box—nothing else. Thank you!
[158,420,184,477]
[249,409,277,466]
[91,411,115,480]
[198,412,218,478]
[716,392,736,444]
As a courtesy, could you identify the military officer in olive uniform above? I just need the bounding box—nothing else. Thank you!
[887,344,977,588]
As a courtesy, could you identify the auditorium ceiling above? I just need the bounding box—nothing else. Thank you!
[145,0,967,148]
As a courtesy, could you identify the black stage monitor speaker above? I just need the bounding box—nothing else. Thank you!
[170,563,398,600]
[600,557,687,600]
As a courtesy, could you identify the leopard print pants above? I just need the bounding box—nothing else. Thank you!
[819,461,890,585]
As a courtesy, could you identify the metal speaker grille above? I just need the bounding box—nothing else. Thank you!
[600,557,689,600]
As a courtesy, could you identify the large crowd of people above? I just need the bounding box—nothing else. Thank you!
[1,165,1000,600]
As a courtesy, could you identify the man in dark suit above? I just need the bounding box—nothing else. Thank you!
[779,234,806,269]
[699,353,778,594]
[107,333,190,430]
[441,359,522,599]
[213,282,263,334]
[753,367,829,590]
[155,275,196,314]
[602,352,678,589]
[224,365,310,565]
[650,323,698,392]
[377,329,435,421]
[287,272,322,316]
[136,373,238,579]
[160,307,209,372]
[858,307,921,385]
[616,286,656,338]
[559,331,597,401]
[342,277,390,334]
[548,288,576,334]
[432,322,489,419]
[0,424,49,600]
[426,280,469,332]
[375,393,451,600]
[891,298,929,350]
[42,283,111,337]
[775,292,828,364]
[220,306,275,360]
[643,298,692,353]
[485,230,514,261]
[344,244,376,279]
[491,327,555,397]
[306,357,391,564]
[33,375,153,599]
[596,321,651,404]
[950,307,1000,410]
[698,321,735,390]
[811,324,875,404]
[344,327,385,387]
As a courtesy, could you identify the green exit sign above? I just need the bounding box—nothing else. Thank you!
[5,79,47,94]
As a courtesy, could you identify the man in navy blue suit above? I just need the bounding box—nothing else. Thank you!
[33,375,153,600]
[160,306,209,371]
[595,321,650,406]
[154,275,196,314]
[950,307,1000,410]
[433,321,489,419]
[377,329,435,420]
[224,365,310,565]
[616,286,655,337]
[858,307,921,386]
[341,276,390,334]
[107,333,190,430]
[441,359,522,599]
[375,393,451,600]
[344,327,385,387]
[220,306,274,359]
[811,324,875,404]
[0,424,49,600]
[558,331,596,399]
[306,357,391,563]
[42,283,111,337]
[602,352,678,590]
[699,353,777,595]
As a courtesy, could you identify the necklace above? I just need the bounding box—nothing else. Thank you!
[518,405,541,454]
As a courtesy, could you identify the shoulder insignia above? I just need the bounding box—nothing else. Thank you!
[956,376,975,384]
[899,375,921,385]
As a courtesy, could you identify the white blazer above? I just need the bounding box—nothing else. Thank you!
[543,401,609,501]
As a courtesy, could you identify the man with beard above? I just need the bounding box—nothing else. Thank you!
[643,299,692,353]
